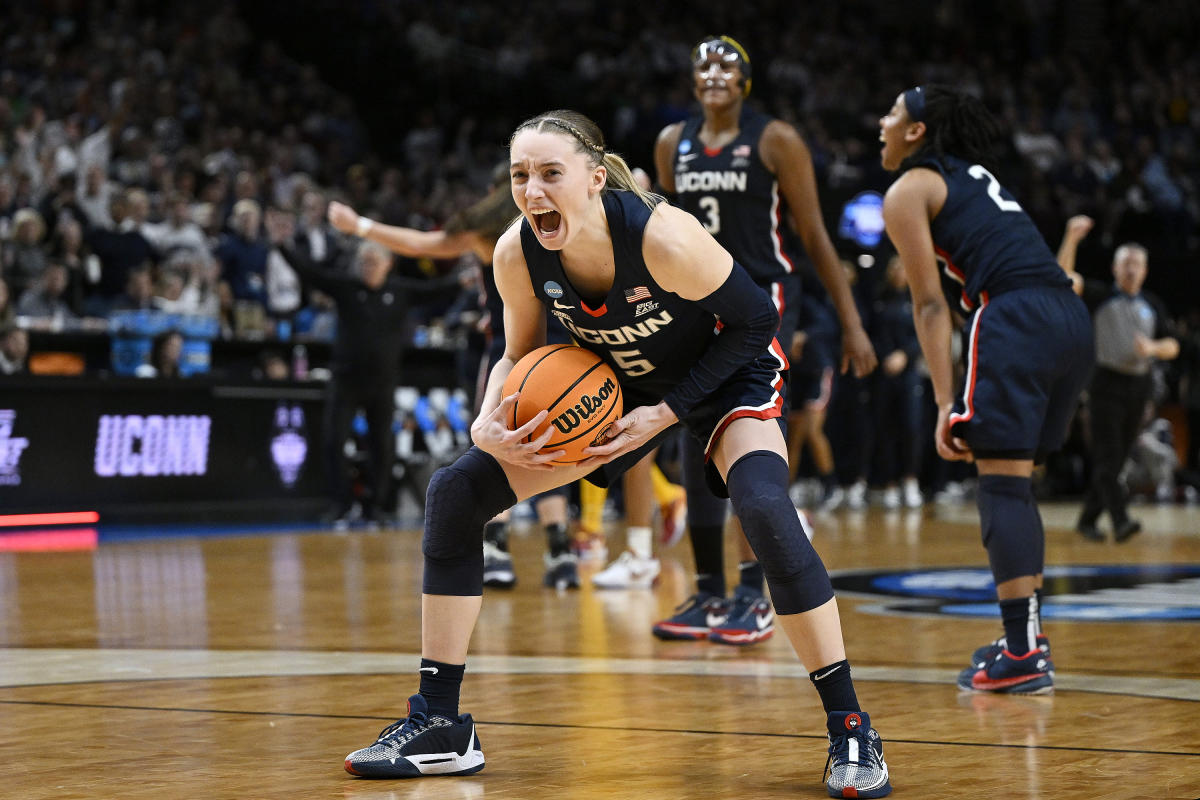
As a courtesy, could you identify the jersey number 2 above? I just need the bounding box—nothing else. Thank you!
[968,165,1022,212]
[698,196,721,234]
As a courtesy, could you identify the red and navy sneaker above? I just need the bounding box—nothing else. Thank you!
[969,633,1052,668]
[958,648,1055,694]
[651,592,730,640]
[824,710,892,798]
[344,694,484,778]
[708,586,774,646]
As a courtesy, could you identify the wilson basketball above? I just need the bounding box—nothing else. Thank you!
[502,344,623,465]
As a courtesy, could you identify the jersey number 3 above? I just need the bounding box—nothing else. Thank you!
[698,196,721,234]
[968,165,1023,213]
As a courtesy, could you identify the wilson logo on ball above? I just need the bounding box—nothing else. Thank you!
[502,344,623,465]
[551,377,617,434]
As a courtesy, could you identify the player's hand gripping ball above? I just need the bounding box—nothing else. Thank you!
[501,345,623,465]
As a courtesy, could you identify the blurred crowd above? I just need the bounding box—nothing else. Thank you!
[0,0,1198,504]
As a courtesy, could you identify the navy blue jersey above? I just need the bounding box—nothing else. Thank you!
[912,153,1070,314]
[673,109,798,285]
[520,191,727,402]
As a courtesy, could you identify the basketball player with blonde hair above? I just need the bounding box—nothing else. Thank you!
[343,109,891,799]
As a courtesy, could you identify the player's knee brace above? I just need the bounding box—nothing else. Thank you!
[726,451,833,615]
[977,474,1042,584]
[423,446,517,596]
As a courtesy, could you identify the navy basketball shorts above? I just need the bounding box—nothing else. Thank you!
[948,286,1093,462]
[586,347,789,498]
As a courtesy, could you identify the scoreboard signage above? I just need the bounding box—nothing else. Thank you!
[0,377,325,519]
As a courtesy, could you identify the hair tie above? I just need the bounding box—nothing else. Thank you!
[903,86,926,122]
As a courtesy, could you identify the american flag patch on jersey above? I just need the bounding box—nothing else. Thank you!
[733,144,751,157]
[624,286,651,303]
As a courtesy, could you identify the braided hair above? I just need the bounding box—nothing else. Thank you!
[510,110,661,208]
[900,84,1005,174]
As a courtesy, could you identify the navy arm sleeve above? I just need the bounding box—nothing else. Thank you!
[662,261,778,419]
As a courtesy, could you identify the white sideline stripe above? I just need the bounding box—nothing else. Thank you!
[2,648,1199,702]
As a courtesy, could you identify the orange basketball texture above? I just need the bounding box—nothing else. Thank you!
[501,344,623,465]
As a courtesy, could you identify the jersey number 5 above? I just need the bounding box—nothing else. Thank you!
[611,349,655,377]
[968,165,1023,213]
[698,196,721,234]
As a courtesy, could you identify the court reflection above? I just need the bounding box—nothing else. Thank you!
[93,540,208,647]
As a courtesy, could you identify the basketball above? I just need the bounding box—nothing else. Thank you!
[501,344,623,465]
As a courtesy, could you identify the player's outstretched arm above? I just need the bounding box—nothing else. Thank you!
[329,199,477,259]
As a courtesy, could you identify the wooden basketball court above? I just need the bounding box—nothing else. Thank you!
[2,501,1198,799]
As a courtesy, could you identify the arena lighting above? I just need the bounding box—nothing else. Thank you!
[0,528,99,552]
[0,511,101,527]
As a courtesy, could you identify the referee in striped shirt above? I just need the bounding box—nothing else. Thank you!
[1057,215,1180,542]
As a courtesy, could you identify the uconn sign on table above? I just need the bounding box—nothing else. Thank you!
[93,414,212,477]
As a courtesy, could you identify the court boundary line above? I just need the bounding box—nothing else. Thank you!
[2,648,1199,702]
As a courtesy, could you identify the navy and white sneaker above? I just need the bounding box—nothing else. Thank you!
[824,710,892,798]
[651,592,731,640]
[969,633,1052,669]
[482,541,516,589]
[708,586,774,645]
[344,694,484,778]
[957,648,1054,694]
[543,551,580,590]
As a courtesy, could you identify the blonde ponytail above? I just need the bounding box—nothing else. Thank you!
[601,152,662,209]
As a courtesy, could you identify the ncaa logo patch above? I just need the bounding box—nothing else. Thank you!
[678,139,692,154]
[830,564,1200,622]
[543,281,564,299]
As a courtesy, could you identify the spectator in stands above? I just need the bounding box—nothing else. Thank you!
[143,192,208,257]
[47,217,96,314]
[110,264,155,313]
[0,325,29,375]
[158,251,222,320]
[124,189,155,243]
[138,330,184,379]
[151,263,191,314]
[293,190,337,267]
[16,262,77,326]
[0,276,13,328]
[86,193,155,315]
[3,208,48,296]
[264,208,303,319]
[214,198,270,309]
[77,163,117,230]
[39,173,88,236]
[256,349,291,381]
[1012,113,1063,173]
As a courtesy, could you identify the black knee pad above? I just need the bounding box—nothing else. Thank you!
[726,451,833,614]
[423,446,517,595]
[977,474,1042,584]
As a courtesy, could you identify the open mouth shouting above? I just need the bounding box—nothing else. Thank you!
[531,207,561,239]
